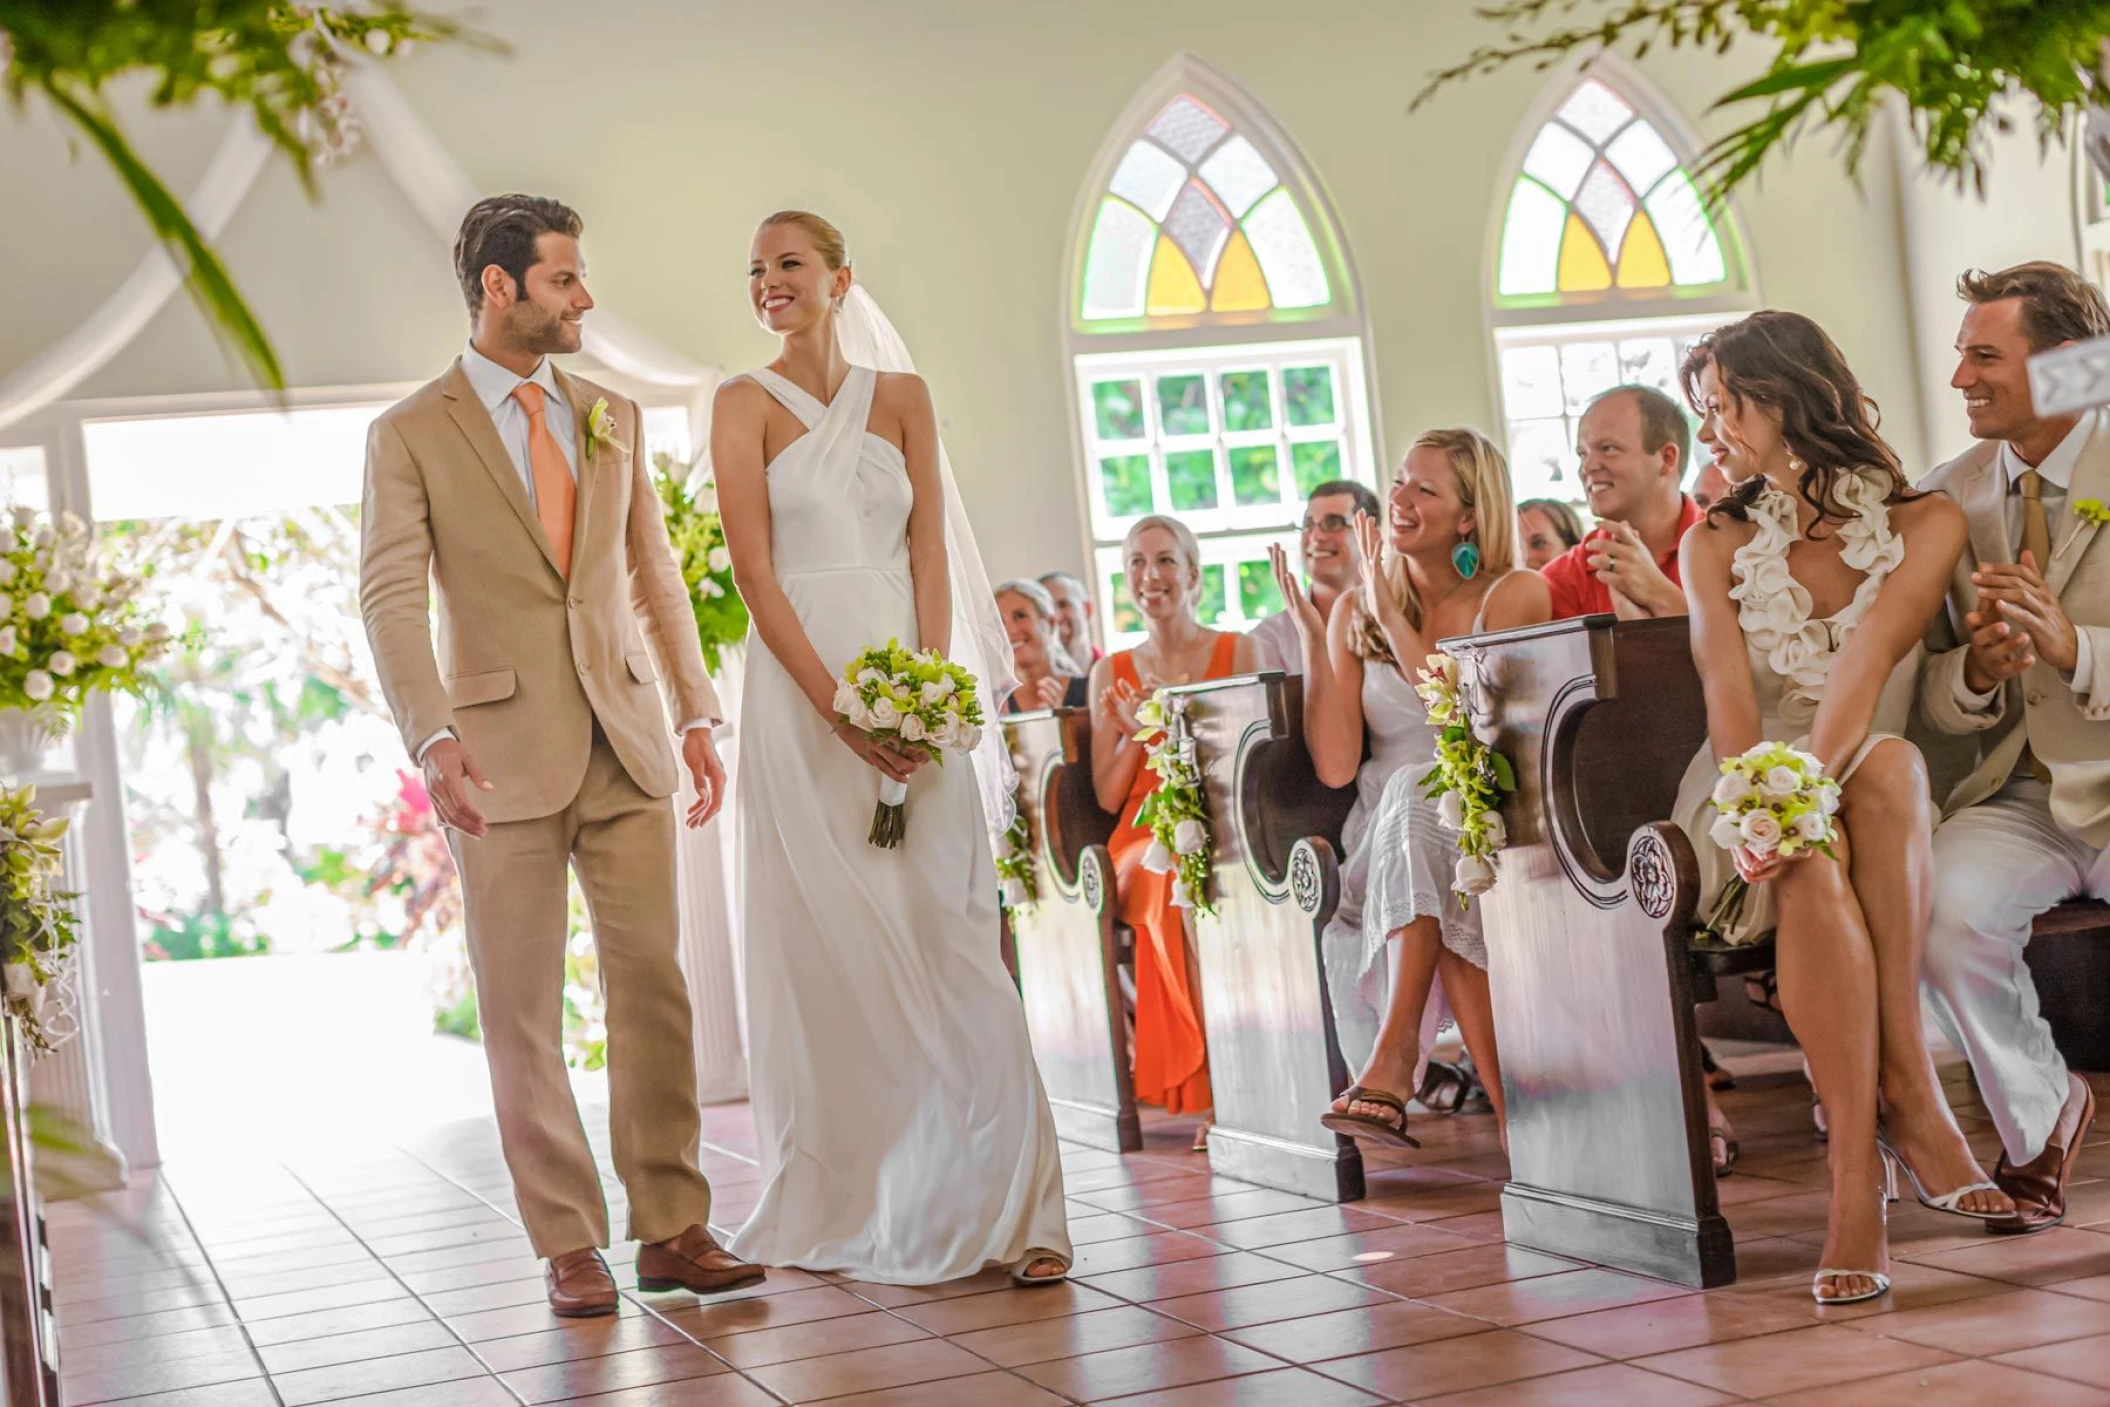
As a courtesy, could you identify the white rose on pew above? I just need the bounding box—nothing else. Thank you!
[1738,811,1783,854]
[1708,814,1742,850]
[1454,854,1496,896]
[1436,791,1465,831]
[1479,811,1507,849]
[3,965,40,1018]
[1000,876,1029,908]
[1170,876,1193,908]
[994,826,1016,859]
[1172,818,1206,856]
[1142,838,1176,873]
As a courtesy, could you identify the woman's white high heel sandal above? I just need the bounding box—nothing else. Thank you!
[1812,1166,1893,1306]
[1876,1133,2008,1221]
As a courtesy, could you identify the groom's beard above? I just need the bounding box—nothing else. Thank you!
[504,303,580,358]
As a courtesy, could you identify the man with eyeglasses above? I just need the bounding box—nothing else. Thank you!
[1249,479,1384,675]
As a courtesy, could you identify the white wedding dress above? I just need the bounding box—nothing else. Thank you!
[728,365,1070,1282]
[1670,476,1919,942]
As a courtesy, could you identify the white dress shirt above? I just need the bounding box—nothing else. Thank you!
[1956,409,2097,711]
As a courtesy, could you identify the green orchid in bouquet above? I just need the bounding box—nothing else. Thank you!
[653,453,749,675]
[0,505,171,729]
[0,785,79,1055]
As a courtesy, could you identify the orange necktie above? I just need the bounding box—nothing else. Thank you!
[510,381,575,575]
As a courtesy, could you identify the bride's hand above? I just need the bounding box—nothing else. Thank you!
[834,723,925,782]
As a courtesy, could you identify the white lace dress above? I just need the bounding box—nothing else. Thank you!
[1671,476,1920,944]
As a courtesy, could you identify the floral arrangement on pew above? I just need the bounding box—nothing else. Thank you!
[653,453,749,675]
[0,507,170,733]
[0,786,80,1055]
[1414,652,1516,903]
[1697,742,1842,944]
[1133,692,1215,917]
[834,641,985,848]
[994,806,1038,912]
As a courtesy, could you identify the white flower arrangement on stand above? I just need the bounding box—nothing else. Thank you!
[1414,652,1516,903]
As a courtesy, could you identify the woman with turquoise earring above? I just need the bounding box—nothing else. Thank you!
[1272,428,1549,1152]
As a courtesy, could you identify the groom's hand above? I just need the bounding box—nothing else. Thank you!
[424,738,492,838]
[683,726,727,829]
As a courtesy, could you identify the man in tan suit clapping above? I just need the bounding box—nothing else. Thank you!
[360,194,763,1316]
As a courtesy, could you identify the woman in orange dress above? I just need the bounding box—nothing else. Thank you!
[1086,516,1258,1136]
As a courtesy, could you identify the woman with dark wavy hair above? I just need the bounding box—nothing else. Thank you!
[1673,311,2012,1305]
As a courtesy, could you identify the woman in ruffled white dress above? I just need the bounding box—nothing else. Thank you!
[1672,311,2012,1305]
[713,211,1068,1286]
[1269,429,1549,1150]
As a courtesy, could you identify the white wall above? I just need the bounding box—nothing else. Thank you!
[1,0,2078,575]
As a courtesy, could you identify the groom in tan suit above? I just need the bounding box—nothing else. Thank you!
[1917,262,2110,1235]
[360,194,763,1314]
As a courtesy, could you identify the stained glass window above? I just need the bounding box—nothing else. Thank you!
[1080,94,1335,325]
[1496,78,1733,307]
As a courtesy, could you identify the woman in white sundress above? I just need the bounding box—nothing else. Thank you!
[1670,311,2012,1306]
[712,211,1069,1286]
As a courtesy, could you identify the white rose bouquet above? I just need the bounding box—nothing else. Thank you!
[1698,741,1842,943]
[1414,652,1516,904]
[0,506,169,727]
[834,640,985,848]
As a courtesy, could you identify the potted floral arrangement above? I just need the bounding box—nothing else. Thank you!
[653,454,749,675]
[0,505,170,774]
[0,785,80,1055]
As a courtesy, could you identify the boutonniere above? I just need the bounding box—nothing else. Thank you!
[583,397,628,460]
[2076,498,2110,527]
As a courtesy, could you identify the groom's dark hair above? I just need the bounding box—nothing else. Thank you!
[454,195,583,316]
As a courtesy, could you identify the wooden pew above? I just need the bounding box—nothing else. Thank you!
[1161,672,1363,1202]
[1000,708,1136,1152]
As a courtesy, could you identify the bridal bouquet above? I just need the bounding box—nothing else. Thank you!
[1698,741,1842,943]
[1414,653,1515,903]
[833,641,985,848]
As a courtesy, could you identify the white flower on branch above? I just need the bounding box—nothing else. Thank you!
[23,671,52,702]
[58,613,87,637]
[48,651,75,678]
[23,594,48,620]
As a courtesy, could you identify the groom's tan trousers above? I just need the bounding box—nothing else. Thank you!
[447,725,713,1257]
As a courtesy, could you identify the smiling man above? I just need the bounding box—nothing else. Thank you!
[1539,385,1700,620]
[1248,478,1382,674]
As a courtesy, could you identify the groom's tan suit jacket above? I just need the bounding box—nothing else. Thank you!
[359,360,719,819]
[1915,418,2110,848]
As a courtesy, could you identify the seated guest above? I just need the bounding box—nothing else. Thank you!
[1250,479,1383,674]
[1692,456,1734,510]
[995,578,1087,713]
[1518,497,1585,569]
[1672,311,2009,1306]
[1040,571,1104,669]
[1089,517,1258,1142]
[1917,262,2110,1234]
[1269,430,1549,1149]
[1542,385,1703,619]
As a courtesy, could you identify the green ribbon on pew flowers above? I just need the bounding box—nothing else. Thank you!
[1134,692,1216,919]
[994,805,1038,911]
[1414,653,1515,906]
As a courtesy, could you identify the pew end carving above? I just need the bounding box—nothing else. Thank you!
[1002,708,1139,1153]
[1168,672,1365,1203]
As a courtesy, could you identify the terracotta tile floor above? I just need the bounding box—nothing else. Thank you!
[47,1052,2110,1404]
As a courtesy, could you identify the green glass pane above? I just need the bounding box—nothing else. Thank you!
[1108,573,1143,634]
[1099,455,1153,517]
[1238,558,1285,619]
[1157,375,1209,436]
[1165,450,1219,512]
[1221,370,1274,431]
[1284,366,1336,427]
[1291,440,1342,496]
[1228,446,1281,507]
[1198,563,1228,626]
[1092,379,1145,441]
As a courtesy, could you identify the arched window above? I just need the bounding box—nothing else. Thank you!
[1489,65,1756,505]
[2074,144,2110,294]
[1066,55,1377,644]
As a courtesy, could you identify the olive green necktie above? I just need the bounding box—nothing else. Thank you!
[2014,468,2053,784]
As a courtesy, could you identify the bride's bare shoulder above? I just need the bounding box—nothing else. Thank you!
[870,370,932,411]
[712,374,771,420]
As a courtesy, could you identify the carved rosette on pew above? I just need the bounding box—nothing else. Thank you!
[999,708,1139,1153]
[1447,616,1736,1288]
[1163,672,1364,1203]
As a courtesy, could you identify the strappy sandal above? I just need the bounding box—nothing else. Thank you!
[1812,1175,1890,1305]
[1319,1085,1418,1148]
[1010,1250,1070,1287]
[1191,1121,1211,1153]
[1876,1132,2009,1221]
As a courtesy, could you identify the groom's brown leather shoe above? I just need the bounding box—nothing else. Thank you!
[545,1248,619,1317]
[636,1225,767,1294]
[1991,1073,2096,1236]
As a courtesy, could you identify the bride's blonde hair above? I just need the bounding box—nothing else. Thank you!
[761,211,853,314]
[1350,428,1517,663]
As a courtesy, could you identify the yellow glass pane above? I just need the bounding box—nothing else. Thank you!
[1615,211,1672,288]
[1556,210,1612,292]
[1145,234,1207,315]
[1211,231,1271,311]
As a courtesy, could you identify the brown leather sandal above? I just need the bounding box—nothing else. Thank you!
[1319,1085,1419,1148]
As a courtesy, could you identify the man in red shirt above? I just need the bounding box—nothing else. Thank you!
[1539,384,1704,620]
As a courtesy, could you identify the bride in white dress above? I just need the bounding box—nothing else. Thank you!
[712,211,1069,1285]
[1672,311,2010,1306]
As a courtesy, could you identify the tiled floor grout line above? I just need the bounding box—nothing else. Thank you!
[121,1180,292,1407]
[268,1157,533,1406]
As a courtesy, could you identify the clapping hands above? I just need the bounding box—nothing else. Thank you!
[1968,551,2077,686]
[1267,543,1324,642]
[1586,522,1681,617]
[1098,675,1149,737]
